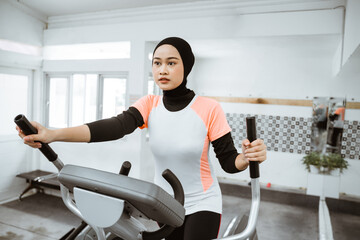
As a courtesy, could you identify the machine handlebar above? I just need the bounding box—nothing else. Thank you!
[142,168,185,240]
[246,116,259,179]
[162,169,184,205]
[218,116,261,240]
[119,161,132,176]
[14,114,58,162]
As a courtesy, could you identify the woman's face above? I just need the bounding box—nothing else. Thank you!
[152,44,184,91]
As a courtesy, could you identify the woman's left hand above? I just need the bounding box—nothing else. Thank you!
[242,138,267,163]
[235,139,267,171]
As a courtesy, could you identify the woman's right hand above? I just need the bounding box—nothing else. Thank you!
[16,121,54,148]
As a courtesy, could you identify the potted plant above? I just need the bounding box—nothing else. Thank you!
[323,153,349,175]
[302,152,349,175]
[302,152,321,173]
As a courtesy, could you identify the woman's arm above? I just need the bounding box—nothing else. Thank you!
[17,107,145,148]
[17,123,90,148]
[86,107,144,142]
[211,132,267,173]
[212,132,245,173]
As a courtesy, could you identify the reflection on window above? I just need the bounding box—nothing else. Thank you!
[102,77,126,118]
[47,73,127,128]
[0,73,29,135]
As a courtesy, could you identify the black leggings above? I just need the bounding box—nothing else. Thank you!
[166,211,221,240]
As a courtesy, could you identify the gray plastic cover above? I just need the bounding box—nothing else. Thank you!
[58,164,185,227]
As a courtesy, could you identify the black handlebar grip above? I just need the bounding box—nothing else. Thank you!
[246,116,260,179]
[162,169,184,205]
[119,161,131,176]
[14,114,58,162]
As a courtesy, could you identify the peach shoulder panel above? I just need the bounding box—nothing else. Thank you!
[191,96,231,142]
[131,95,161,129]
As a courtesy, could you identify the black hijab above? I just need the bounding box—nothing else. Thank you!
[153,37,195,111]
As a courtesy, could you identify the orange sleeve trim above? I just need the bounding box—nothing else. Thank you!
[132,95,161,129]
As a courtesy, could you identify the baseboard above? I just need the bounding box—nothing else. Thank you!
[326,196,360,216]
[0,187,35,205]
[219,180,360,216]
[219,180,318,209]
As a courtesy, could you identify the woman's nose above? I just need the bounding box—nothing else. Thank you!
[160,65,168,74]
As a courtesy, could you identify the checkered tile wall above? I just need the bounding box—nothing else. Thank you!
[226,113,360,160]
[342,120,360,160]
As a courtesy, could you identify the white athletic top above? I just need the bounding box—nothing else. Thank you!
[133,95,231,215]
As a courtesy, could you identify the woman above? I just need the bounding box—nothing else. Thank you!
[17,37,267,240]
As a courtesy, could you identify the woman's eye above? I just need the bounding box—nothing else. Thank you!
[153,61,160,66]
[168,62,175,66]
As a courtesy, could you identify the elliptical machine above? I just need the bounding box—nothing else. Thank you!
[15,114,260,240]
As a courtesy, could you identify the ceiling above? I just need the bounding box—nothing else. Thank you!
[14,0,219,17]
[12,0,346,18]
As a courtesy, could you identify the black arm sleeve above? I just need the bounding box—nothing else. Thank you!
[86,107,144,142]
[211,132,241,173]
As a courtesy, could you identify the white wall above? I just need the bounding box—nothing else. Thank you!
[0,1,46,202]
[0,1,43,69]
[192,37,340,100]
[342,0,360,66]
[0,140,36,203]
[0,1,44,46]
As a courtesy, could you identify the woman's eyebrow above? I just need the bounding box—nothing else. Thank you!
[153,56,180,60]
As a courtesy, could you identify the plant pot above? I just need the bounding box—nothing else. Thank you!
[320,166,330,174]
[329,168,340,176]
[309,165,320,174]
[319,167,341,175]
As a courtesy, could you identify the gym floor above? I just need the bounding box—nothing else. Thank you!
[0,184,359,240]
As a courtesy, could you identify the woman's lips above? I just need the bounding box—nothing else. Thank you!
[159,78,170,83]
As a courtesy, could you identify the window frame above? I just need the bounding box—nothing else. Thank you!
[45,72,128,128]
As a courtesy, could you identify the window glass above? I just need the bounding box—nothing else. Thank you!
[148,74,160,95]
[148,79,155,95]
[0,73,28,135]
[47,74,127,127]
[84,74,98,123]
[71,74,98,126]
[102,77,126,118]
[49,78,68,128]
[71,74,85,126]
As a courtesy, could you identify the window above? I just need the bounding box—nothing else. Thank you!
[101,76,127,119]
[46,73,127,128]
[48,77,68,128]
[0,70,31,135]
[72,74,98,126]
[147,73,161,95]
